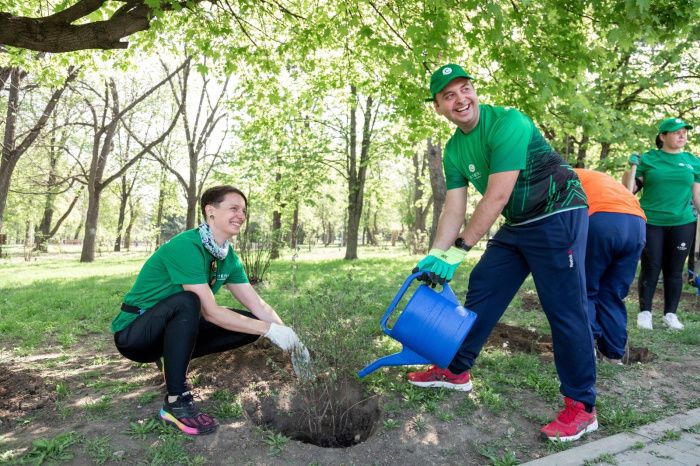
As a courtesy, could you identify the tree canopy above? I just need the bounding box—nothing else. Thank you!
[1,0,698,259]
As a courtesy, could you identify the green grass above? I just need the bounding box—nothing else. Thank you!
[19,431,81,464]
[83,435,114,465]
[583,452,618,465]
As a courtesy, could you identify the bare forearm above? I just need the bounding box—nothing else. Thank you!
[432,205,467,250]
[249,301,284,326]
[431,188,468,250]
[460,194,507,246]
[204,307,272,335]
[622,168,637,193]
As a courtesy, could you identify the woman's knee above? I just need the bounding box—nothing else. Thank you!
[165,291,201,319]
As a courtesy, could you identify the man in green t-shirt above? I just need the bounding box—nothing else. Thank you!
[408,64,597,442]
[112,185,309,436]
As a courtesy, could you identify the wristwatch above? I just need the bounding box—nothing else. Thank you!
[454,237,472,252]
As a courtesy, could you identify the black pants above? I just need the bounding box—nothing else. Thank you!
[688,220,697,273]
[114,291,259,395]
[639,222,696,314]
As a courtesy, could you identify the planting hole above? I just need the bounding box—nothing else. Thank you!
[247,376,380,448]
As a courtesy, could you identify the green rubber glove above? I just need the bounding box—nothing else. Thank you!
[416,247,468,282]
[628,153,640,166]
[416,249,442,271]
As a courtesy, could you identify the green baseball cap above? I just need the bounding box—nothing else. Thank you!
[658,117,693,133]
[426,64,474,102]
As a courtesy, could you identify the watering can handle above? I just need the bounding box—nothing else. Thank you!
[379,271,460,333]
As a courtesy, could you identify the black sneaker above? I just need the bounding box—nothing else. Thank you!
[159,393,219,435]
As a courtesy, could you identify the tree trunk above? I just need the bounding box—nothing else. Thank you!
[74,218,83,240]
[344,86,372,260]
[124,198,136,250]
[80,187,102,262]
[290,203,299,249]
[575,135,589,168]
[35,151,59,252]
[599,141,611,160]
[185,166,198,229]
[154,167,167,248]
[0,68,22,237]
[114,176,128,251]
[271,210,282,259]
[270,171,283,259]
[427,139,446,245]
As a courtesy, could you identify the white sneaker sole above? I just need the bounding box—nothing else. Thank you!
[663,320,684,330]
[408,380,472,391]
[545,419,599,442]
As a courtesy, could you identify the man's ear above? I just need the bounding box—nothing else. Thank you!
[433,100,440,112]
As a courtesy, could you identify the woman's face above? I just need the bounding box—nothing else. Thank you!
[207,192,247,239]
[660,128,688,152]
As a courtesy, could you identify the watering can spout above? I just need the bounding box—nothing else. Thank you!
[357,348,431,378]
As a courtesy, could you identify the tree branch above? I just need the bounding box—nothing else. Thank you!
[0,0,208,52]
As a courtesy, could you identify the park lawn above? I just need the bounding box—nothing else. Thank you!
[0,248,699,464]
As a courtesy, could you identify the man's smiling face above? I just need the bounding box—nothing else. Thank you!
[433,77,480,133]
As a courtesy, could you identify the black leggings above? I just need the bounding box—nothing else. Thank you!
[638,222,696,314]
[114,291,259,395]
[688,220,697,273]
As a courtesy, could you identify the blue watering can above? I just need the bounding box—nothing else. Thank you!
[357,271,478,378]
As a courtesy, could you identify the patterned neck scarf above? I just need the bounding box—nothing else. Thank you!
[198,223,229,260]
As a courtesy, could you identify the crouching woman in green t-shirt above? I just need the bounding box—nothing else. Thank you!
[110,185,307,435]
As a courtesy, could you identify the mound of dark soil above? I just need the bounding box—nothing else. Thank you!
[0,363,56,430]
[486,322,655,365]
[486,322,554,356]
[188,338,296,391]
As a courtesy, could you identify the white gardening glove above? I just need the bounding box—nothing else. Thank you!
[265,323,315,380]
[264,323,301,352]
[291,342,315,381]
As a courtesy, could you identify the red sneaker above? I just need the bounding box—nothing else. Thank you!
[407,365,472,391]
[541,397,598,442]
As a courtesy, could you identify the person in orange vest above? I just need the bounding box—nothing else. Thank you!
[574,169,646,363]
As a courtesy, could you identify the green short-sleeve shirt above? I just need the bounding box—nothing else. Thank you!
[110,229,248,333]
[636,149,700,226]
[443,104,587,225]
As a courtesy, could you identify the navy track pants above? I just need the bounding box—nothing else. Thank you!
[448,208,597,407]
[586,213,646,359]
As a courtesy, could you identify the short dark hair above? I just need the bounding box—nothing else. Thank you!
[200,185,248,220]
[655,133,664,149]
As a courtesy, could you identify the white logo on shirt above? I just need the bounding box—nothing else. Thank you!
[678,242,688,251]
[469,164,476,172]
[679,163,693,170]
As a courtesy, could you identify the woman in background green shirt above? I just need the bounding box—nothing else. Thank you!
[623,118,700,331]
